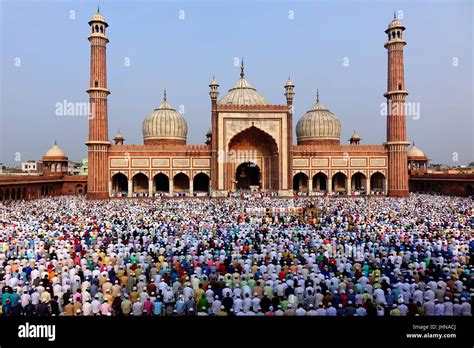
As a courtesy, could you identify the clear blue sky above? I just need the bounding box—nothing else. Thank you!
[1,0,472,166]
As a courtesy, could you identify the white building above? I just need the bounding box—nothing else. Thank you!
[21,160,40,173]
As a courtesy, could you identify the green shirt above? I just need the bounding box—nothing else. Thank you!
[198,297,209,311]
[2,292,11,306]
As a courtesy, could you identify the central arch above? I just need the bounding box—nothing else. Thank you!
[227,126,279,191]
[236,162,260,190]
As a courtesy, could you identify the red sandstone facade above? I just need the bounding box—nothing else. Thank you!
[0,12,471,202]
[82,11,420,199]
[0,175,87,201]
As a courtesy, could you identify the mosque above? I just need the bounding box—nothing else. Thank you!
[82,9,432,199]
[3,9,447,201]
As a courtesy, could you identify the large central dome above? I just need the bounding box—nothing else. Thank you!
[296,91,341,145]
[142,91,188,145]
[218,62,269,106]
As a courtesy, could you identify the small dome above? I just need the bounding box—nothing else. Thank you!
[114,130,124,140]
[91,12,105,22]
[407,143,426,158]
[386,15,405,33]
[44,142,66,158]
[285,77,294,88]
[89,7,108,25]
[349,131,361,141]
[218,63,269,106]
[209,77,219,86]
[388,19,403,29]
[296,91,341,145]
[89,13,108,29]
[142,91,187,145]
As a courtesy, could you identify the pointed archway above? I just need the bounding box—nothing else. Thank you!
[351,172,367,192]
[154,173,169,194]
[112,173,128,196]
[312,172,328,192]
[293,172,309,193]
[370,172,385,194]
[132,173,149,196]
[332,172,347,193]
[193,173,210,194]
[173,173,190,194]
[227,126,278,191]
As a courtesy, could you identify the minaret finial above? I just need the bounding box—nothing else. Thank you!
[98,5,100,13]
[316,89,320,103]
[240,57,245,78]
[394,11,396,19]
[54,139,57,146]
[163,88,167,101]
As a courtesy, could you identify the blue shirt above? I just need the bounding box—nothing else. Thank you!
[153,301,163,315]
[176,300,186,314]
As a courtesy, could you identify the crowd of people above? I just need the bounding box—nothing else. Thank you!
[0,194,472,316]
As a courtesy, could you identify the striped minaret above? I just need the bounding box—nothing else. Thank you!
[384,15,410,197]
[284,77,295,191]
[86,8,110,199]
[209,76,220,193]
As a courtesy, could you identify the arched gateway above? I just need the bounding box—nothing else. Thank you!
[226,126,279,191]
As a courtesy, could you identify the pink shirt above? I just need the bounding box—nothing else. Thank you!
[143,300,153,314]
[100,302,110,315]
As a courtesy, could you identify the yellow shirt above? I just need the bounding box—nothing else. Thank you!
[104,294,113,305]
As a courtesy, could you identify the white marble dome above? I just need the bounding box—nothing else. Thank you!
[407,143,426,157]
[219,65,269,106]
[296,92,341,145]
[142,91,187,145]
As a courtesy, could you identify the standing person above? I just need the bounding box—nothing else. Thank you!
[112,294,123,316]
[38,299,51,316]
[83,299,92,316]
[121,295,132,316]
[133,299,144,316]
[100,299,111,316]
[295,304,306,316]
[91,295,101,316]
[2,298,12,316]
[143,297,153,316]
[461,298,471,316]
[50,296,61,316]
[73,300,82,316]
[64,299,75,316]
[153,296,164,316]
